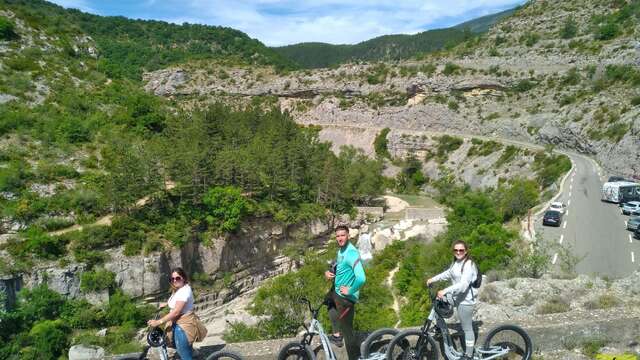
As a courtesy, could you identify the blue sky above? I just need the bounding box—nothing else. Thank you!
[50,0,526,46]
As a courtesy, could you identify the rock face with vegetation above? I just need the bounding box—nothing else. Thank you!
[146,0,640,177]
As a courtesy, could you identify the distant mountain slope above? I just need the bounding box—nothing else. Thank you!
[273,7,517,68]
[0,0,297,79]
[453,7,518,33]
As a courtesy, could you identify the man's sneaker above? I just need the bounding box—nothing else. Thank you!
[328,334,344,347]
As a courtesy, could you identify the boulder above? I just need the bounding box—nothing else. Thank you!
[68,344,105,360]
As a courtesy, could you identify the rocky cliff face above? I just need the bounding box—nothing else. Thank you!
[1,218,331,309]
[143,0,640,178]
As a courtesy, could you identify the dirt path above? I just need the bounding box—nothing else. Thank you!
[386,265,402,328]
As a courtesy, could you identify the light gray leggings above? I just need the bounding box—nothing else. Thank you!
[428,302,475,356]
[457,303,475,356]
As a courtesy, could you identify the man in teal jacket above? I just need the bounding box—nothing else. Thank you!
[324,224,366,360]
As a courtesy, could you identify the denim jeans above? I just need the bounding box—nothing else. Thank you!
[173,324,193,360]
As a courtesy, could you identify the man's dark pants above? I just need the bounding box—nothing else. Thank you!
[326,289,359,360]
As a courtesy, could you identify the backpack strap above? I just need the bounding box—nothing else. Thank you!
[352,257,361,270]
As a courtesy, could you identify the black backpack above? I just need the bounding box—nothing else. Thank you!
[456,258,482,289]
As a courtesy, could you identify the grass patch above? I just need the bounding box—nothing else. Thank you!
[427,135,463,164]
[583,294,620,310]
[495,145,520,168]
[467,138,503,157]
[536,295,570,314]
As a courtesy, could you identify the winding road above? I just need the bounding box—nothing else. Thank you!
[535,152,640,278]
[314,123,640,278]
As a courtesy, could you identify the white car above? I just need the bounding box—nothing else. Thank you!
[549,202,566,214]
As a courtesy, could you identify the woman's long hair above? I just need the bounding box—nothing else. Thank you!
[170,267,189,293]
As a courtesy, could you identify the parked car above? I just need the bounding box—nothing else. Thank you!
[627,217,640,231]
[543,210,563,227]
[635,225,640,239]
[608,176,627,182]
[549,201,566,214]
[621,201,640,215]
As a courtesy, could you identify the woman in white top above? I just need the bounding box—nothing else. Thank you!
[427,240,478,360]
[147,267,195,360]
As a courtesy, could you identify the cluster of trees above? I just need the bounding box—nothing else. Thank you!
[273,28,473,69]
[3,102,385,268]
[0,285,153,360]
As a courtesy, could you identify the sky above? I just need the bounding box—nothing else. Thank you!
[49,0,526,47]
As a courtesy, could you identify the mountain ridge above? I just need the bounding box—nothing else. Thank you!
[272,6,518,68]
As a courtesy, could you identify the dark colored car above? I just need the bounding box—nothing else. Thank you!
[635,225,640,239]
[608,176,627,182]
[543,210,563,227]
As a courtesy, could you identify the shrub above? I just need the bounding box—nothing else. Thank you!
[366,64,389,84]
[594,22,619,40]
[495,178,539,221]
[532,151,571,188]
[519,32,540,47]
[442,62,461,76]
[581,338,608,358]
[513,79,535,92]
[631,96,640,106]
[495,145,519,168]
[559,94,576,106]
[5,55,39,72]
[537,295,570,314]
[373,128,391,159]
[23,320,70,360]
[104,290,154,327]
[603,123,629,142]
[447,100,459,111]
[467,139,503,157]
[560,18,578,39]
[0,17,18,40]
[80,269,116,292]
[583,294,619,310]
[8,228,69,260]
[429,135,463,164]
[203,186,251,233]
[562,67,581,86]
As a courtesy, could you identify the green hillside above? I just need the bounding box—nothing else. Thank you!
[0,0,297,79]
[272,7,517,68]
[453,7,517,33]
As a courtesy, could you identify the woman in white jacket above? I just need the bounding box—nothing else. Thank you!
[427,240,478,360]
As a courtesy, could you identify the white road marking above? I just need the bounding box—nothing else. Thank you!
[570,184,573,190]
[630,234,634,244]
[568,199,571,206]
[552,253,558,265]
[625,221,628,227]
[559,235,564,244]
[569,191,572,198]
[566,209,569,216]
[632,252,635,263]
[563,221,567,229]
